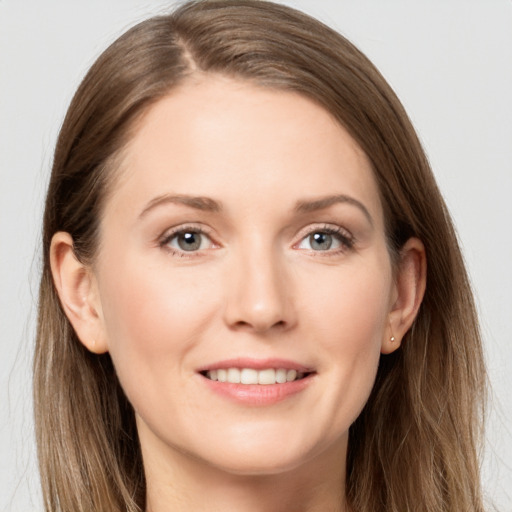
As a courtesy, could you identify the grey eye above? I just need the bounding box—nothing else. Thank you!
[309,232,333,251]
[297,230,347,252]
[176,232,203,251]
[162,227,216,254]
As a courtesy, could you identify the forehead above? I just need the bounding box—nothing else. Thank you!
[107,75,383,225]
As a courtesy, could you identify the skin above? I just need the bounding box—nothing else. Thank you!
[51,75,426,512]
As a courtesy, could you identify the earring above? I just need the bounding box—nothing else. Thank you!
[390,336,396,342]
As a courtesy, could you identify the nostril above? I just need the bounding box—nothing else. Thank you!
[230,318,287,332]
[233,320,251,328]
[223,278,294,332]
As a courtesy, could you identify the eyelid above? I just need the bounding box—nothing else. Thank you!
[158,223,219,255]
[293,223,355,252]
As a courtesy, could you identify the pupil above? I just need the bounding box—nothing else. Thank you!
[311,232,332,250]
[178,232,201,251]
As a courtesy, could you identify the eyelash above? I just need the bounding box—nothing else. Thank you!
[159,224,216,258]
[294,224,354,256]
[158,223,354,258]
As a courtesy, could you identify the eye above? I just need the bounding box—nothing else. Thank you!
[296,227,353,252]
[162,229,214,253]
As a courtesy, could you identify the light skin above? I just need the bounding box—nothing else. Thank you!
[51,76,426,512]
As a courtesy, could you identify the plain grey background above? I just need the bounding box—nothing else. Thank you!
[1,1,511,510]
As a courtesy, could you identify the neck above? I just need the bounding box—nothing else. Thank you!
[142,437,348,512]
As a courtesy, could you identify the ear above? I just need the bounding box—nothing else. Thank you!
[50,232,108,354]
[382,237,427,354]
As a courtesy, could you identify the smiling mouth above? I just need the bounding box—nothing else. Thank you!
[201,368,312,385]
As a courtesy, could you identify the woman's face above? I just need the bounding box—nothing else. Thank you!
[92,76,398,476]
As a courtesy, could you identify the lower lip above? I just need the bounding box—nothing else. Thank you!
[200,374,314,405]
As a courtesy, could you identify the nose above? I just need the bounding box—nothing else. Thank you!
[223,244,296,334]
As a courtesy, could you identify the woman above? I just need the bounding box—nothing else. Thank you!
[34,1,487,511]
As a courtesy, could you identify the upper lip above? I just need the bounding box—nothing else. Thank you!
[196,357,314,373]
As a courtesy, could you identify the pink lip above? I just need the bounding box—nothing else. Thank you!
[196,357,314,373]
[201,375,314,405]
[196,358,316,406]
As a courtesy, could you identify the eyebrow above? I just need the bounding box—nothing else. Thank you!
[138,194,222,218]
[294,194,373,225]
[138,192,372,225]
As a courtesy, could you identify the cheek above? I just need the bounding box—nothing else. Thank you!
[96,254,217,389]
[300,254,392,411]
[302,255,392,346]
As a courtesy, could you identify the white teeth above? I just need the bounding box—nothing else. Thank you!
[276,368,287,383]
[286,369,297,382]
[258,368,275,385]
[240,368,258,384]
[227,368,241,383]
[205,367,307,384]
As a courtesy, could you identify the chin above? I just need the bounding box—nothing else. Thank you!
[204,454,312,478]
[189,433,343,479]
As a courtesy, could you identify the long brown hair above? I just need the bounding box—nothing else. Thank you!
[35,1,487,510]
